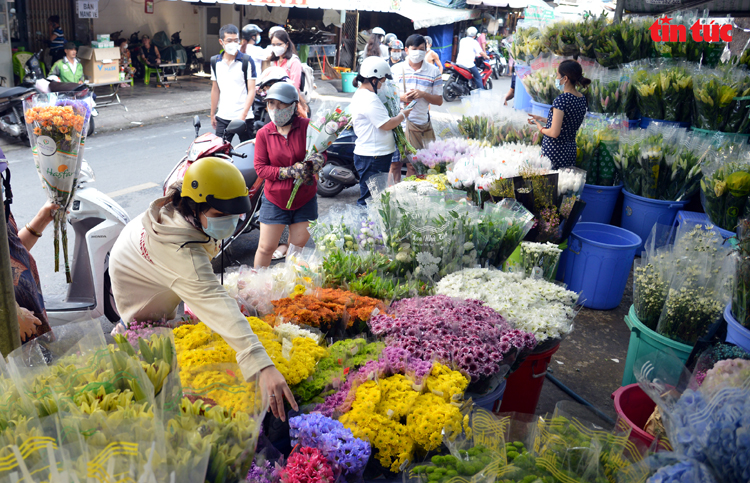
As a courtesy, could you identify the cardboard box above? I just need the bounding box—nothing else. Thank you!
[78,46,121,83]
[97,34,110,41]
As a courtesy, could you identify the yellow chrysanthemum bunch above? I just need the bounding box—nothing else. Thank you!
[175,318,328,388]
[426,363,470,402]
[180,367,262,415]
[340,363,470,472]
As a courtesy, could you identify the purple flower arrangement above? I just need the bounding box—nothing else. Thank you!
[125,319,173,346]
[411,139,481,174]
[247,459,278,483]
[289,413,371,477]
[370,296,536,382]
[313,346,433,416]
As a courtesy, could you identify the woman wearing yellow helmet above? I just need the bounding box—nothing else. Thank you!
[110,157,298,421]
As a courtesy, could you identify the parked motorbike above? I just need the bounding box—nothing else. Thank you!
[0,85,35,139]
[128,31,145,80]
[442,57,493,102]
[487,45,507,80]
[171,31,204,75]
[21,50,45,87]
[318,127,358,197]
[162,116,264,254]
[45,161,130,326]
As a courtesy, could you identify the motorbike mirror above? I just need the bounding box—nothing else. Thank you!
[193,115,201,129]
[226,119,247,135]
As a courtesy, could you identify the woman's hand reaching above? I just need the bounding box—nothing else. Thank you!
[259,366,298,421]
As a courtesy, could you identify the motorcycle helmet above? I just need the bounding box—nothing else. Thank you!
[358,56,392,80]
[372,27,386,37]
[268,26,285,39]
[257,66,290,89]
[241,24,262,41]
[182,157,251,214]
[265,82,299,104]
[384,33,397,46]
[389,39,404,51]
[467,26,478,38]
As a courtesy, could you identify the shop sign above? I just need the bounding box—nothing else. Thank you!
[77,0,98,18]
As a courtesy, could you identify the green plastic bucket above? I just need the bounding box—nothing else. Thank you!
[341,72,358,93]
[622,305,693,387]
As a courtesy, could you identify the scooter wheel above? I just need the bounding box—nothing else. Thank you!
[485,78,493,90]
[443,85,459,102]
[87,116,95,137]
[317,159,347,197]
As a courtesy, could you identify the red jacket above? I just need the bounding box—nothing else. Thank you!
[254,116,317,211]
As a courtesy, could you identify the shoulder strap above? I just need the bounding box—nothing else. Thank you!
[210,54,219,79]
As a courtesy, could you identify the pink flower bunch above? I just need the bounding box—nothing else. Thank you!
[279,447,334,483]
[313,346,433,416]
[370,296,537,382]
[412,139,480,169]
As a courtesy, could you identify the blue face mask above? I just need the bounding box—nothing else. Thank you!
[554,77,566,91]
[203,214,239,240]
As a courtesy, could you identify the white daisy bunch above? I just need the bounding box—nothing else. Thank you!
[387,180,439,196]
[554,167,586,198]
[274,322,323,344]
[517,241,563,282]
[435,268,579,342]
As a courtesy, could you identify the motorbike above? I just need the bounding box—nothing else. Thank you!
[109,30,124,43]
[21,50,45,87]
[171,31,204,75]
[487,45,507,80]
[442,57,493,102]
[318,127,358,197]
[45,161,130,326]
[162,116,264,255]
[0,85,36,139]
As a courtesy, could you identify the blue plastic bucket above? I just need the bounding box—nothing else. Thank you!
[341,72,357,93]
[562,223,641,310]
[621,190,689,252]
[580,183,623,224]
[514,66,532,113]
[530,101,551,118]
[725,305,750,353]
[628,119,641,130]
[466,379,507,412]
[640,117,690,129]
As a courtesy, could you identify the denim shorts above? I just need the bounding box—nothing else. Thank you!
[258,192,318,225]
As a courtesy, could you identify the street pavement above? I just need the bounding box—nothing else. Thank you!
[2,74,630,422]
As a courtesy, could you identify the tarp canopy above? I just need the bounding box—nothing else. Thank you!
[181,0,482,27]
[467,0,530,7]
[617,0,750,15]
[521,0,555,24]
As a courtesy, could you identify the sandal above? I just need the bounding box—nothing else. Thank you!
[272,244,289,260]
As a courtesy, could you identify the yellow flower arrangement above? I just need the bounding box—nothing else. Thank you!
[339,363,470,472]
[180,367,262,415]
[174,318,328,390]
[425,363,470,402]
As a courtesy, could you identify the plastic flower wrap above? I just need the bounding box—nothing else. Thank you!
[380,80,416,158]
[290,413,371,477]
[637,351,750,483]
[370,295,535,385]
[222,263,314,317]
[309,203,383,254]
[411,138,481,175]
[23,92,92,283]
[436,268,579,343]
[732,218,750,329]
[700,142,750,232]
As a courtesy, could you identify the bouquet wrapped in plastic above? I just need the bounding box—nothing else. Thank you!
[23,92,92,282]
[731,218,750,329]
[699,137,750,231]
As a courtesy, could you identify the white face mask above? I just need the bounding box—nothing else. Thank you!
[256,35,261,44]
[122,43,128,50]
[272,44,287,57]
[223,41,239,55]
[408,49,426,63]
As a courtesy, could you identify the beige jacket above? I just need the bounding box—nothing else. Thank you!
[110,196,274,380]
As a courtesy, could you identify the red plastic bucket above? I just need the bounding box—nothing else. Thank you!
[612,384,667,451]
[499,343,560,414]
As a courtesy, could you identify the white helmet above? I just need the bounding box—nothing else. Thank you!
[467,26,478,37]
[269,26,284,38]
[359,56,392,79]
[372,27,386,36]
[258,66,290,89]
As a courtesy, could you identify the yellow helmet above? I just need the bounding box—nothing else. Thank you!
[181,157,251,214]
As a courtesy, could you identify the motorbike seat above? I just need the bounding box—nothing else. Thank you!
[0,86,34,99]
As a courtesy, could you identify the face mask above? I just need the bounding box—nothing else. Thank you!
[123,44,128,50]
[203,214,239,240]
[272,45,286,57]
[268,103,296,127]
[554,77,566,91]
[390,52,401,61]
[408,50,426,63]
[256,35,261,44]
[223,41,239,55]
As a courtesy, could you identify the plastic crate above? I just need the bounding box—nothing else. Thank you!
[673,211,735,240]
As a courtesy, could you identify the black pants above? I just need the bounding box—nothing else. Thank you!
[215,117,253,143]
[50,49,65,65]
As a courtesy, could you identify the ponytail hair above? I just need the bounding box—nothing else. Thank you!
[558,60,591,88]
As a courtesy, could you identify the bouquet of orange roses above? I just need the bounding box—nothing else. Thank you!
[24,92,92,282]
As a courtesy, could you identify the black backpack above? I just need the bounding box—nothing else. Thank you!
[210,52,257,91]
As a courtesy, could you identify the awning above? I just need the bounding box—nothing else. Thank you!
[618,0,750,14]
[181,0,481,28]
[467,0,529,7]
